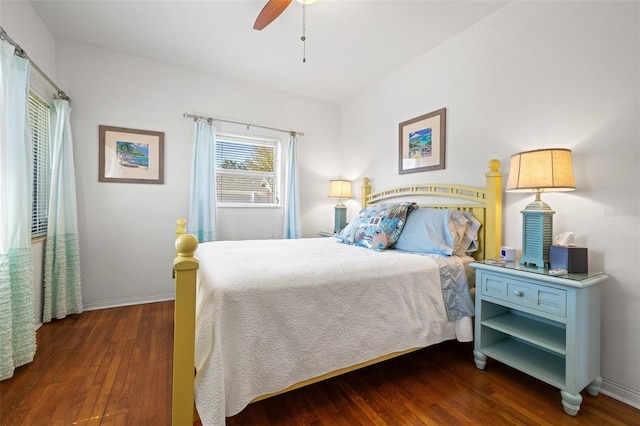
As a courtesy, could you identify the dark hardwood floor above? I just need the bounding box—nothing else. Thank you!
[1,301,638,425]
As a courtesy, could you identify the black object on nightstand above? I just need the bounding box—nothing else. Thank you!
[549,245,588,273]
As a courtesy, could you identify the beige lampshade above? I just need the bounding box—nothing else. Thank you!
[507,148,576,192]
[328,180,352,199]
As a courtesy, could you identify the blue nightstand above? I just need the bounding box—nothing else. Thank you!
[471,260,607,416]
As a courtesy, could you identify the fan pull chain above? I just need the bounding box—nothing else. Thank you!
[301,2,307,63]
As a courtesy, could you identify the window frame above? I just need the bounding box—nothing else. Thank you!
[215,131,281,208]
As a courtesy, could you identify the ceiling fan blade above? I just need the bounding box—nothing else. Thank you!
[253,0,293,30]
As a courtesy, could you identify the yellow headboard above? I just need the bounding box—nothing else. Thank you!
[360,160,502,260]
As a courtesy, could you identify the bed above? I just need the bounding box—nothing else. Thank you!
[172,159,503,425]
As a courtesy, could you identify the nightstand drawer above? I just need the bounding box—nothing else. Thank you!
[480,273,567,318]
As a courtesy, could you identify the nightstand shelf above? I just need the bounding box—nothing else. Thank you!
[471,261,607,416]
[481,312,566,355]
[481,338,566,388]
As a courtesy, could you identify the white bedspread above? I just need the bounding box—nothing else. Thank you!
[194,238,473,426]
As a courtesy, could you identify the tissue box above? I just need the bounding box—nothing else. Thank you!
[549,245,588,273]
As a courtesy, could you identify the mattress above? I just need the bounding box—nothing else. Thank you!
[193,237,474,425]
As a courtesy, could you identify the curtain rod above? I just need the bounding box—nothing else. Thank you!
[183,113,304,137]
[0,26,70,102]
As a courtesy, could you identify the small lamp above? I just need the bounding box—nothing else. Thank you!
[328,179,352,233]
[506,148,575,268]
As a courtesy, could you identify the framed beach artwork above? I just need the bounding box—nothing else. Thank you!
[99,125,164,184]
[398,108,446,175]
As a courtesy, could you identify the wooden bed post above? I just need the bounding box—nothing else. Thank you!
[173,219,199,426]
[484,159,502,260]
[361,177,371,208]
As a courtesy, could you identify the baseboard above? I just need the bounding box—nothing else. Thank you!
[601,377,640,410]
[36,293,174,326]
[82,291,175,311]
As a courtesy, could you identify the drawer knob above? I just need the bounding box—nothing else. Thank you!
[514,290,524,297]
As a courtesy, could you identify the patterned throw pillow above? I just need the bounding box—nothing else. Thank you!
[336,202,418,251]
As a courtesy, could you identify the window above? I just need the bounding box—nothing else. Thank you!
[28,92,51,238]
[216,133,280,206]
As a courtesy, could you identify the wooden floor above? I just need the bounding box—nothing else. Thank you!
[1,302,638,426]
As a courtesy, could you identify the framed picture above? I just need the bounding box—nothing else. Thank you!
[99,125,164,184]
[398,108,446,174]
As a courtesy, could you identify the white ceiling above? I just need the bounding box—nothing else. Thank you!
[29,0,509,104]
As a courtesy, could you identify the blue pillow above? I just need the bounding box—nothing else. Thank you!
[394,208,480,256]
[336,202,417,251]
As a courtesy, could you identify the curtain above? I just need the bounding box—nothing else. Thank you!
[0,40,37,380]
[188,120,217,243]
[43,99,82,322]
[283,135,301,239]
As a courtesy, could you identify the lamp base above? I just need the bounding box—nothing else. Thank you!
[334,204,347,234]
[519,199,555,268]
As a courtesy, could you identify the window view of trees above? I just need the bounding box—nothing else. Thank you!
[246,146,274,172]
[219,145,274,172]
[216,136,279,205]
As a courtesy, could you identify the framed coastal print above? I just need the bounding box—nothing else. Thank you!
[99,125,164,184]
[398,108,446,175]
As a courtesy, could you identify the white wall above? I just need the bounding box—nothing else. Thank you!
[53,42,341,310]
[1,1,56,77]
[341,1,639,408]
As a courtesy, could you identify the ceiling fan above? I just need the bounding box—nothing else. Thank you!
[253,0,317,30]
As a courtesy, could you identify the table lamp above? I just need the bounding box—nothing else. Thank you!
[506,148,575,268]
[328,179,352,233]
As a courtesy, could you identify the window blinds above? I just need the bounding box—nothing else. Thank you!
[216,134,280,206]
[28,93,51,237]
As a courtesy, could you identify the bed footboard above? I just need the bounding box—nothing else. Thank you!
[172,219,199,426]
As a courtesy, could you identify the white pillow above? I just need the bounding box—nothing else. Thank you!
[458,211,481,255]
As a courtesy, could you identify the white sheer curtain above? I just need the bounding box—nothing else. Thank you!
[0,40,37,380]
[43,99,82,322]
[188,120,217,243]
[283,135,301,239]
